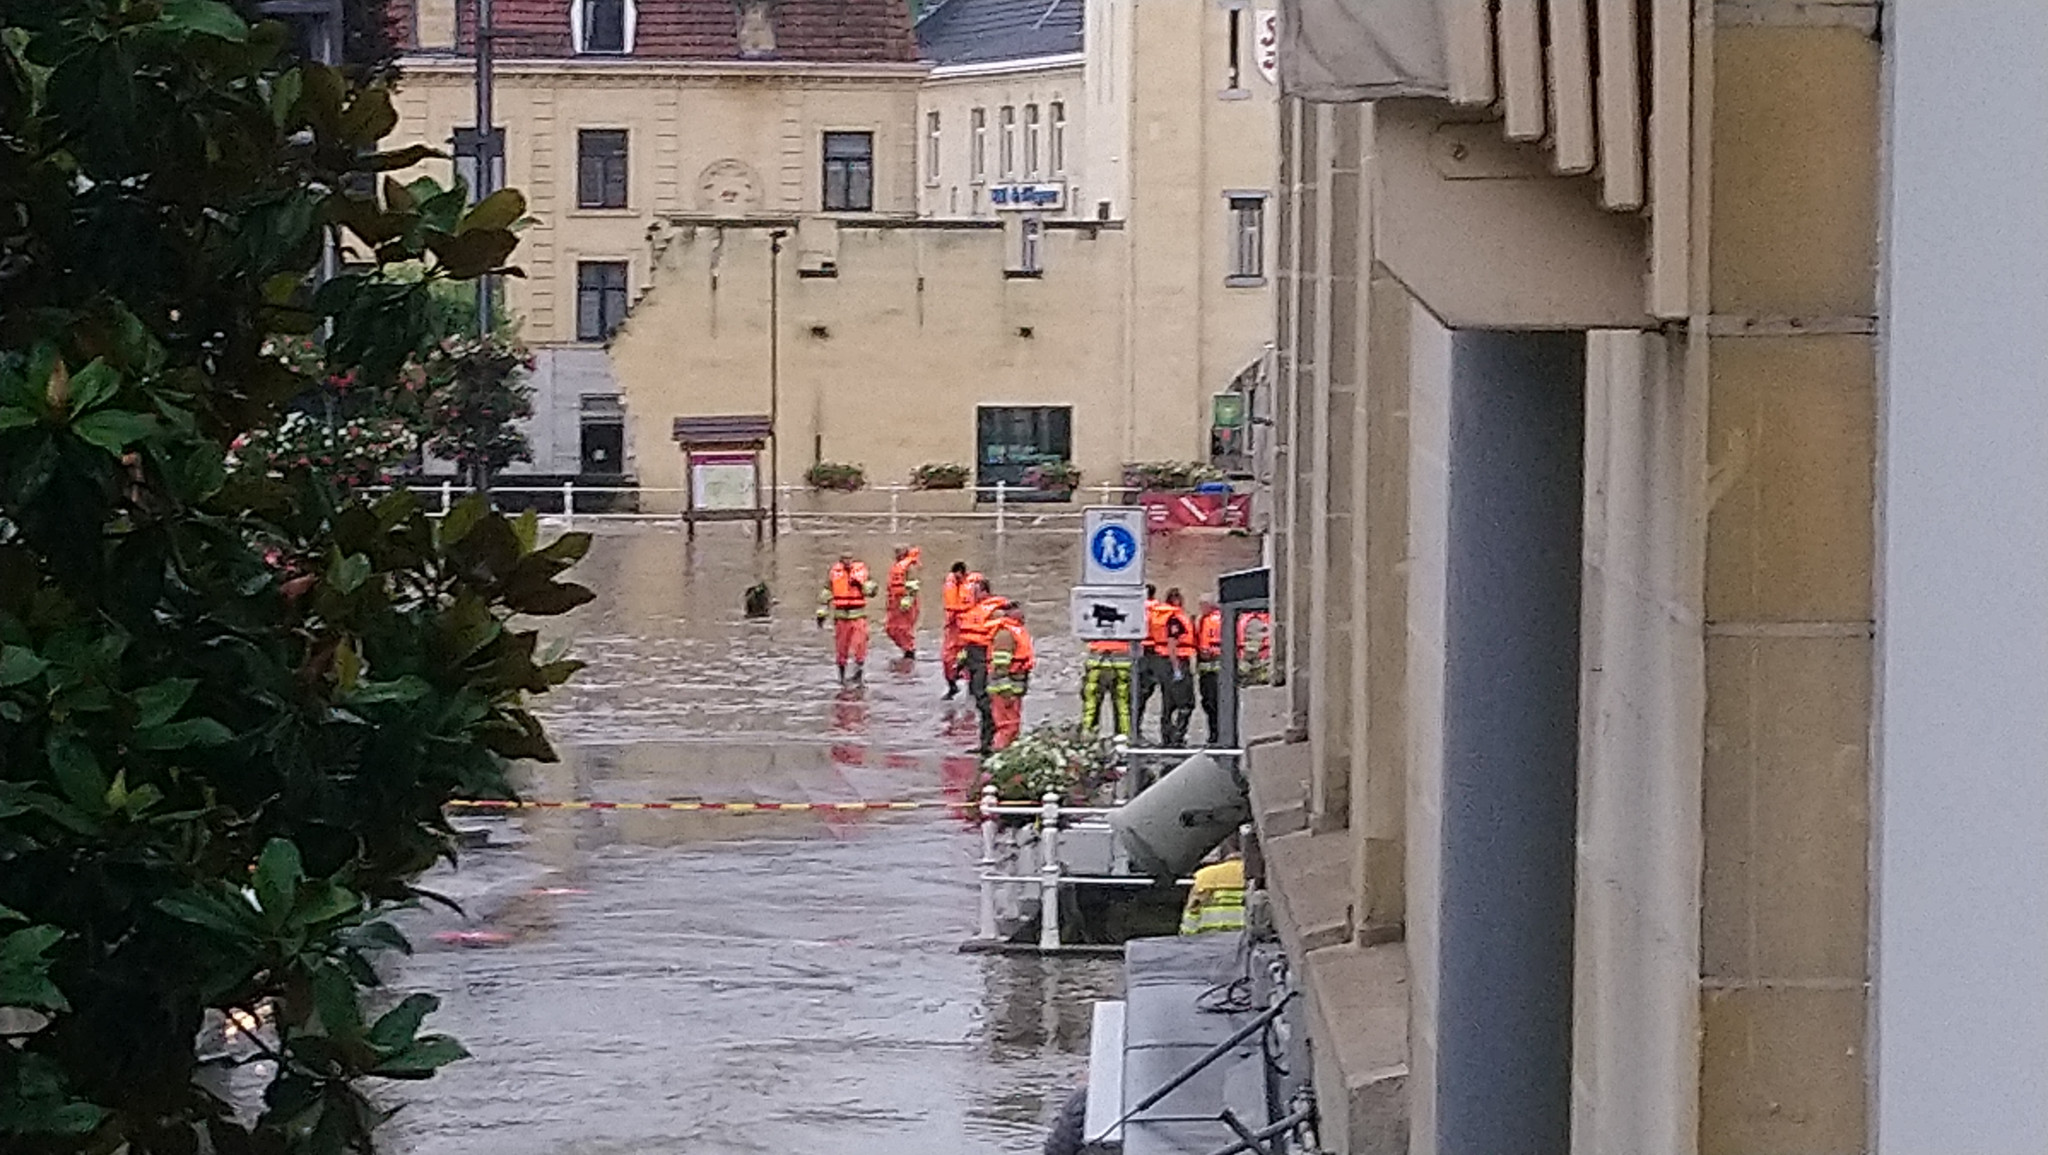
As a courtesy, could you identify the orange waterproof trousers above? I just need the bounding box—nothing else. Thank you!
[885,603,918,656]
[834,617,870,666]
[989,693,1024,750]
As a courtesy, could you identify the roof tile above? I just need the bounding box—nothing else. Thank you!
[389,0,918,63]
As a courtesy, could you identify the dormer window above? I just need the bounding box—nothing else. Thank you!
[573,0,633,54]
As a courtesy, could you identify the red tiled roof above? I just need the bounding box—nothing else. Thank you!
[389,0,918,64]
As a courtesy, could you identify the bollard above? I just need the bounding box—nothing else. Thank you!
[996,481,1009,536]
[889,488,901,535]
[978,786,1001,941]
[1038,791,1062,950]
[440,479,453,514]
[561,481,575,530]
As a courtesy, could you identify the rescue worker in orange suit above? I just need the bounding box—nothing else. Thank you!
[940,562,984,699]
[987,603,1035,751]
[1137,586,1196,746]
[958,587,1010,752]
[1195,601,1225,745]
[884,544,922,660]
[815,552,878,684]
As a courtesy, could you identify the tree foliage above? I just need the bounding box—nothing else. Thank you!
[0,3,588,1151]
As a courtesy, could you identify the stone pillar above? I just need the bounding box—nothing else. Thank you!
[1283,102,1322,736]
[1269,96,1299,697]
[1350,264,1410,940]
[1878,1,2048,1147]
[1435,330,1584,1155]
[1307,104,1361,832]
[1694,14,1879,1155]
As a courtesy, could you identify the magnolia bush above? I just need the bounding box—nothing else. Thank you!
[0,4,589,1151]
[228,412,421,487]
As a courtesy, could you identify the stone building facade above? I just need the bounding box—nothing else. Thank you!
[1251,2,2048,1152]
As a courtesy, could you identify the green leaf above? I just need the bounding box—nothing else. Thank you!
[292,881,361,928]
[0,644,48,688]
[505,582,596,617]
[44,733,107,811]
[459,189,527,236]
[161,0,251,41]
[0,924,69,1011]
[63,360,119,415]
[0,406,36,431]
[252,838,304,922]
[427,230,520,280]
[536,532,593,565]
[309,963,363,1042]
[329,552,372,595]
[365,143,443,173]
[345,675,431,707]
[440,494,489,546]
[368,993,438,1050]
[132,677,198,729]
[370,1035,469,1079]
[70,410,156,454]
[132,717,234,750]
[511,508,538,553]
[158,891,255,937]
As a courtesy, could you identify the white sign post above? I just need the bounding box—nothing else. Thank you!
[1082,507,1147,588]
[1071,586,1148,641]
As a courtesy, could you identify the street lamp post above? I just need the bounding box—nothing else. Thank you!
[474,0,497,339]
[768,230,788,540]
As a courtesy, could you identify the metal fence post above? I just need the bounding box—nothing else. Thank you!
[440,479,453,514]
[979,785,1001,942]
[996,481,1009,536]
[1038,791,1062,950]
[889,488,901,535]
[561,481,575,530]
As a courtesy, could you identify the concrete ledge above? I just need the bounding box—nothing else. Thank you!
[1246,737,1312,839]
[1263,825,1353,956]
[1304,941,1409,1154]
[1241,685,1291,744]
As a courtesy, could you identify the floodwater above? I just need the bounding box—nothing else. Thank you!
[383,522,1261,1155]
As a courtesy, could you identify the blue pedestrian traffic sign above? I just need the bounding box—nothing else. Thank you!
[1081,507,1147,587]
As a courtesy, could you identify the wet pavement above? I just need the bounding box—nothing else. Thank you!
[383,522,1260,1155]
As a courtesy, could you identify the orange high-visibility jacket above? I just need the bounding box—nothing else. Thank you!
[826,561,873,609]
[1087,637,1132,656]
[942,571,984,617]
[990,618,1036,678]
[958,596,1009,648]
[1145,601,1192,658]
[1196,609,1224,662]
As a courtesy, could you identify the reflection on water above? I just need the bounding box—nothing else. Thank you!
[384,524,1259,1155]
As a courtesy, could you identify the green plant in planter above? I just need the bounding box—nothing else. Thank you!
[805,461,867,492]
[980,723,1122,808]
[1121,460,1226,492]
[1021,460,1082,492]
[909,462,971,490]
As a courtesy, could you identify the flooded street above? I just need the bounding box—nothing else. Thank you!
[384,522,1260,1155]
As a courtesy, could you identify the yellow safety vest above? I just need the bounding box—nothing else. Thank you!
[1179,859,1246,935]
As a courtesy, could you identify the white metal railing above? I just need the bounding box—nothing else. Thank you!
[975,784,1205,951]
[362,481,1153,535]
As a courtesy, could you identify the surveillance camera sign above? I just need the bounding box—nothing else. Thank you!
[1071,587,1148,641]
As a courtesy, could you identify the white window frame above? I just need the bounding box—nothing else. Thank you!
[971,108,987,182]
[1226,191,1267,284]
[925,110,942,186]
[571,0,636,55]
[1024,104,1041,178]
[999,106,1017,179]
[1049,101,1066,176]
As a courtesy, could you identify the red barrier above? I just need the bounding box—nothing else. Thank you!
[1138,492,1251,531]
